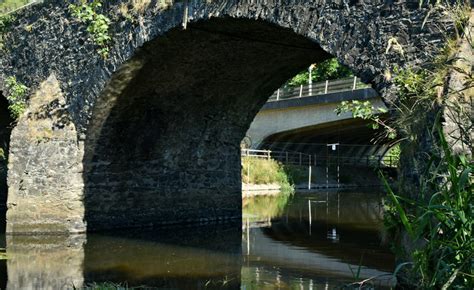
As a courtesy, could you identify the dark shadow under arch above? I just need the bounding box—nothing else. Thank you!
[0,93,13,233]
[83,18,331,231]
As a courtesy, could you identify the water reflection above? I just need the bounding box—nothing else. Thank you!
[241,191,395,289]
[242,193,291,222]
[0,191,394,289]
[5,235,85,289]
[84,224,242,289]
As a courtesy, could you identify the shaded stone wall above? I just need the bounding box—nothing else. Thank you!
[0,0,455,233]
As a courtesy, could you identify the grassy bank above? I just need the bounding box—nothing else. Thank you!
[241,156,294,195]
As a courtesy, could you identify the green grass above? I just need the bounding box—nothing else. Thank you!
[241,156,294,195]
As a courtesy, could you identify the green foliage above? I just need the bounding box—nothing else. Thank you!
[394,68,434,101]
[241,157,294,195]
[5,76,28,119]
[335,100,396,139]
[384,144,401,167]
[0,13,15,50]
[286,58,353,87]
[0,14,14,32]
[69,0,111,58]
[383,130,473,289]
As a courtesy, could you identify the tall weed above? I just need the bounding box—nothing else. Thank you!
[383,130,473,288]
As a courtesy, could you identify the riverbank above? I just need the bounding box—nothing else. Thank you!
[242,183,282,197]
[241,156,388,197]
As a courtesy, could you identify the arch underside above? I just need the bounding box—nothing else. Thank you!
[259,118,391,160]
[83,18,330,230]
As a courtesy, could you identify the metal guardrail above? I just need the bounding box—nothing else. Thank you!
[268,76,370,102]
[241,148,397,168]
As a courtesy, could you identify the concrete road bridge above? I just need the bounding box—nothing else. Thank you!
[244,78,397,173]
[0,0,455,233]
[245,77,392,162]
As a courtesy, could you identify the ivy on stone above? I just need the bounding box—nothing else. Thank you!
[69,0,111,58]
[5,76,28,120]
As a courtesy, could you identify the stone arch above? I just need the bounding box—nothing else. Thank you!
[82,18,330,230]
[0,0,451,233]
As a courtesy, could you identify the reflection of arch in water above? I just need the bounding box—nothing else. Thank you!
[4,223,242,288]
[245,228,395,287]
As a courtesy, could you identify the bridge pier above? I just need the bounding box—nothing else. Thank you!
[6,75,86,234]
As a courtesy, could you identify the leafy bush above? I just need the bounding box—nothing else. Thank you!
[5,76,28,119]
[241,157,294,195]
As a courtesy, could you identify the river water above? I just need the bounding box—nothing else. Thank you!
[0,190,394,289]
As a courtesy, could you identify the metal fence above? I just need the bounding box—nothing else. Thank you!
[241,148,397,168]
[267,77,370,102]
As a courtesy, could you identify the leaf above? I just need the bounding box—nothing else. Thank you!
[382,175,414,237]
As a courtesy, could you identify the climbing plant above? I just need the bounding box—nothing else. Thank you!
[69,0,111,58]
[5,76,28,119]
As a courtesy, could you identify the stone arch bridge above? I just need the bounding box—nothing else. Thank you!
[0,0,454,233]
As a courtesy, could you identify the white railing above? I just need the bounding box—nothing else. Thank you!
[241,149,396,168]
[268,76,370,102]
